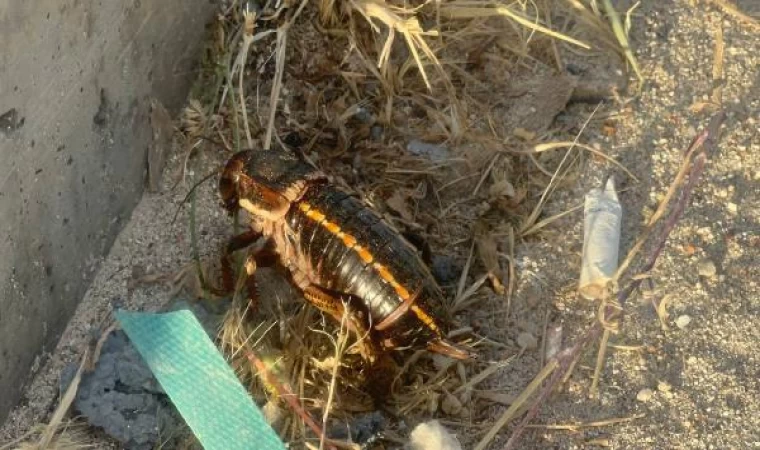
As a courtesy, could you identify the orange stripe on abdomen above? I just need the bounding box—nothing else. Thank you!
[296,201,440,334]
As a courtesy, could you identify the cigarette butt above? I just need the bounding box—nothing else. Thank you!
[544,324,563,361]
[579,177,622,300]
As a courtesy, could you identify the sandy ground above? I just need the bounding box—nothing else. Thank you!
[507,1,759,448]
[2,1,758,449]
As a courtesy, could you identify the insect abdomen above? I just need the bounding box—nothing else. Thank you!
[285,185,444,336]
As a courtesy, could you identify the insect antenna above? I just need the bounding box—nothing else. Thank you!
[170,168,222,226]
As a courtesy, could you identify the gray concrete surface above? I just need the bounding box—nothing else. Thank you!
[0,0,215,423]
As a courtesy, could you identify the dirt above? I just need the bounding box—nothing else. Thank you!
[2,1,758,449]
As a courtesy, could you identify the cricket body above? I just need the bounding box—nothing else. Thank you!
[218,148,474,363]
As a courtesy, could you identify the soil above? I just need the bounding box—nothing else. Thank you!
[2,1,758,449]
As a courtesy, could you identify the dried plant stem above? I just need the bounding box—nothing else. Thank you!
[501,112,724,450]
[245,349,339,450]
[707,0,760,32]
[601,0,643,90]
[474,359,559,450]
[613,126,711,281]
[264,30,287,150]
[320,311,350,450]
[239,33,255,149]
[519,103,600,236]
[588,328,611,398]
[189,190,209,292]
[525,413,645,430]
[37,351,88,449]
[711,23,724,107]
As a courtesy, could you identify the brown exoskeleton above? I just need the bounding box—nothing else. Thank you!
[217,148,475,365]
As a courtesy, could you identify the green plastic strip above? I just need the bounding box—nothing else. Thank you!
[115,309,286,450]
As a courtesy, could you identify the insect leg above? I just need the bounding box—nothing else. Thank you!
[301,285,380,364]
[220,229,264,293]
[230,243,284,319]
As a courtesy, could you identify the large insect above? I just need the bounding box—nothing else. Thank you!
[216,148,475,363]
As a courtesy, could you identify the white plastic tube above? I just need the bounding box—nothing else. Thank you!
[579,177,622,300]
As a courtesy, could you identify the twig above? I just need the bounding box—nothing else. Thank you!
[711,23,724,107]
[613,125,711,281]
[525,413,645,430]
[38,350,88,449]
[601,0,643,91]
[474,358,560,450]
[501,112,725,450]
[264,29,287,150]
[707,0,760,32]
[588,328,610,398]
[189,190,209,293]
[519,103,601,237]
[320,310,350,450]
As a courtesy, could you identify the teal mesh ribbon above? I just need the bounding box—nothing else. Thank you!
[115,309,286,450]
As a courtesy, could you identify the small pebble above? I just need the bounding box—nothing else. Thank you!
[441,392,464,416]
[517,332,538,350]
[406,139,449,162]
[637,388,654,402]
[370,124,384,141]
[657,381,672,392]
[432,353,456,371]
[726,202,738,215]
[675,315,692,329]
[697,259,717,278]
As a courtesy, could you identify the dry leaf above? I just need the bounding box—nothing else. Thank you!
[475,224,506,295]
[602,121,617,136]
[655,294,672,330]
[441,391,464,416]
[386,190,415,222]
[489,179,516,199]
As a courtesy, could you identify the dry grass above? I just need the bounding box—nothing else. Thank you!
[2,354,90,450]
[172,0,641,447]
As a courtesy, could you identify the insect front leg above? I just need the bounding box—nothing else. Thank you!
[220,228,264,293]
[299,284,381,364]
[230,242,281,320]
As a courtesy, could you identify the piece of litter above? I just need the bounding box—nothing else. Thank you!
[116,309,286,450]
[60,329,183,450]
[675,315,692,329]
[636,388,654,402]
[544,324,563,361]
[579,177,623,300]
[409,420,463,450]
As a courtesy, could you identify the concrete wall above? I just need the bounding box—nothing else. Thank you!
[0,0,215,422]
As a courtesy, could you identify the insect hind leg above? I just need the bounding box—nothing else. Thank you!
[300,285,381,364]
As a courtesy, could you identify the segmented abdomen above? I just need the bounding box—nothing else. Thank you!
[284,185,444,337]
